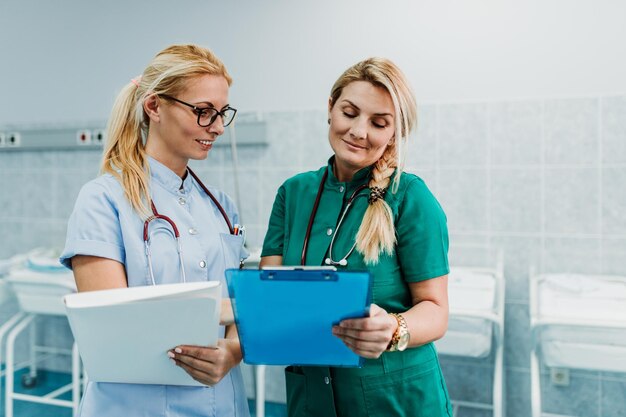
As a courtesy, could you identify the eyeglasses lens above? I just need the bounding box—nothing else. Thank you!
[198,108,236,127]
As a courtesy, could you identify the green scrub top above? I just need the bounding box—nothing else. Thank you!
[262,158,453,417]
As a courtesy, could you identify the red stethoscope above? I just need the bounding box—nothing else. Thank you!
[143,167,234,285]
[301,169,369,266]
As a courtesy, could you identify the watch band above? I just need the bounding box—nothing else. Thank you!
[386,313,409,352]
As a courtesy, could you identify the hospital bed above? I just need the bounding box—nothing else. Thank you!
[3,249,81,417]
[0,252,29,408]
[530,271,626,417]
[435,251,505,417]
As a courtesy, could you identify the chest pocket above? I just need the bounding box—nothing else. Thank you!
[219,233,248,269]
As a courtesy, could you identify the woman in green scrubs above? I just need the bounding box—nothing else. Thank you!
[261,57,452,417]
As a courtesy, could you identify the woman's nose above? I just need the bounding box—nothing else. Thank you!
[349,117,367,139]
[208,115,225,135]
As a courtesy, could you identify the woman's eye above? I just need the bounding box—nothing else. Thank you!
[343,112,356,118]
[372,121,386,129]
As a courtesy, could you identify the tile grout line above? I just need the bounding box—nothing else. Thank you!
[597,98,604,417]
[435,104,441,195]
[597,98,604,275]
[540,100,546,274]
[486,103,493,260]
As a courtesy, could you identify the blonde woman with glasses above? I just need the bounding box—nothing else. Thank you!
[60,44,249,417]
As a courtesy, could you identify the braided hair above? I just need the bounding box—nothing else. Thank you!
[329,58,417,264]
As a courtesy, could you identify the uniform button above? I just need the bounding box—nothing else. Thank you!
[324,376,330,384]
[178,197,186,205]
[339,186,344,193]
[326,228,333,236]
[188,228,198,235]
[199,260,206,268]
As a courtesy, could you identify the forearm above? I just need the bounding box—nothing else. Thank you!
[402,300,448,348]
[223,324,243,363]
[220,299,235,326]
[225,323,239,340]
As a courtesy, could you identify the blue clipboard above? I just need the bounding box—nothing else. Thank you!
[225,267,372,367]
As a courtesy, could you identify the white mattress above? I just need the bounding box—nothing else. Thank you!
[7,269,76,316]
[538,274,626,322]
[541,326,626,372]
[448,267,497,311]
[0,253,29,306]
[535,274,626,372]
[0,280,15,306]
[436,317,493,358]
[436,268,499,358]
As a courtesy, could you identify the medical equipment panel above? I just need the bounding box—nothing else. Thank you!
[0,118,267,152]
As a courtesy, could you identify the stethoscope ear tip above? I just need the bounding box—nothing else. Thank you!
[339,259,348,266]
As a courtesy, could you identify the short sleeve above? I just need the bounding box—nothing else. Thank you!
[396,178,449,282]
[59,180,125,269]
[261,184,286,257]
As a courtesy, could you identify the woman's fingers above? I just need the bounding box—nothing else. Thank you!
[338,335,387,358]
[168,343,230,386]
[171,345,219,362]
[173,358,217,386]
[332,325,390,343]
[333,304,398,358]
[169,339,243,386]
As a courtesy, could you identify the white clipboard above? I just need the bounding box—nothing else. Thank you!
[64,281,221,386]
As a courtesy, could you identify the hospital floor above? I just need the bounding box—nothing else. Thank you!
[0,369,286,417]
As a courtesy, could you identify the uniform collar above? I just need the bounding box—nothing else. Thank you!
[147,156,194,194]
[325,156,372,189]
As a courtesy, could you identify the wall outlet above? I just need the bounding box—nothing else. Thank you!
[7,132,21,147]
[92,129,106,145]
[76,129,92,145]
[0,132,5,147]
[550,367,570,386]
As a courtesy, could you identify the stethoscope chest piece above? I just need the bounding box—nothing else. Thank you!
[324,257,348,267]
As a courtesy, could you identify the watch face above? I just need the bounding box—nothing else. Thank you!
[397,332,410,351]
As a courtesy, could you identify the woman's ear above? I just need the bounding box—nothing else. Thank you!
[327,98,333,125]
[143,94,161,123]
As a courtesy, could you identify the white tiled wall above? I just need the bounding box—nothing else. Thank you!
[1,95,626,415]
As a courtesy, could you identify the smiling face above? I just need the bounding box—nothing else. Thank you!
[144,74,230,176]
[328,81,396,182]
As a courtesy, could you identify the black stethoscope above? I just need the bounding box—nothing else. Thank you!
[301,169,369,266]
[143,167,234,285]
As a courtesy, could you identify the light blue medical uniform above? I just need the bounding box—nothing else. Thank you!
[60,157,250,417]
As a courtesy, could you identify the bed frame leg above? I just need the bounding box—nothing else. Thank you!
[530,347,542,417]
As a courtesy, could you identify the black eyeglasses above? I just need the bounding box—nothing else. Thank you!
[159,94,237,127]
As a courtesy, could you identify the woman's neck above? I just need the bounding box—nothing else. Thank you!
[145,140,188,178]
[333,160,359,183]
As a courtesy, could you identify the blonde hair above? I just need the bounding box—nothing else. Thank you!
[329,57,417,264]
[101,44,232,218]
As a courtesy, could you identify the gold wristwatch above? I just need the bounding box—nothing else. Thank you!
[387,313,410,352]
